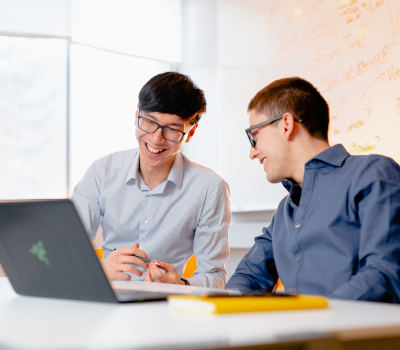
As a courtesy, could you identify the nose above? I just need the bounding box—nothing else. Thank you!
[249,145,259,160]
[150,127,165,142]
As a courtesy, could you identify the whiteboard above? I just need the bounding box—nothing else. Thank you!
[217,0,400,211]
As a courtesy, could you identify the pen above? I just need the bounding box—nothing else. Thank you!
[113,249,153,264]
[133,254,152,264]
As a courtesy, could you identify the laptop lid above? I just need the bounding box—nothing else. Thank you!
[0,200,174,303]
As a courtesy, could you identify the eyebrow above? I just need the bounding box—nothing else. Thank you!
[143,112,184,128]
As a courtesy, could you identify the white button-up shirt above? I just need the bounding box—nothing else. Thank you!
[71,148,231,288]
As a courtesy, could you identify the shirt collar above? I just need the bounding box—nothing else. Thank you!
[306,143,350,167]
[166,152,184,190]
[126,150,141,185]
[125,150,184,190]
[281,144,350,193]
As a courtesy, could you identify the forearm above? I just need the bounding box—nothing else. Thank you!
[191,180,231,289]
[329,266,400,302]
[226,261,277,293]
[225,229,278,293]
[226,273,275,294]
[187,270,227,289]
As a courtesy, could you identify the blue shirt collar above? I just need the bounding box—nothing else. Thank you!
[306,143,350,167]
[281,144,350,192]
[125,150,184,190]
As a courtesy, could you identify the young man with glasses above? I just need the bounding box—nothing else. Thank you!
[72,72,230,288]
[226,77,400,302]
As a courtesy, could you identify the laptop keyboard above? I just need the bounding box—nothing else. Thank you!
[114,289,173,302]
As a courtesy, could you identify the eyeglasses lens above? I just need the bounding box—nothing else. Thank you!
[138,117,183,142]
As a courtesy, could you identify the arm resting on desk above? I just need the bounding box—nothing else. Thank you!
[226,219,278,293]
[188,181,231,289]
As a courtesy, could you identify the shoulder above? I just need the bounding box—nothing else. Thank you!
[345,153,400,178]
[343,154,400,197]
[180,153,228,189]
[91,148,139,172]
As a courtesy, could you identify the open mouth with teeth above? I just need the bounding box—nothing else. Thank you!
[146,143,165,154]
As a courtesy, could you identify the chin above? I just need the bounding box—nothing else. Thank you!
[266,173,280,184]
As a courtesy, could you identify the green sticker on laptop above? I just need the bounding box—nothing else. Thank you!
[30,240,50,267]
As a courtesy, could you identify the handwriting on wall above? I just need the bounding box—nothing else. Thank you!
[271,0,400,159]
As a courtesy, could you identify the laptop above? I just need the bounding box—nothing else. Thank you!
[0,199,197,303]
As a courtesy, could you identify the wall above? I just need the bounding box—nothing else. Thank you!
[217,0,400,209]
[182,0,400,278]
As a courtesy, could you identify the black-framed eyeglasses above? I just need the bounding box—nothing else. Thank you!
[137,114,195,143]
[245,116,302,148]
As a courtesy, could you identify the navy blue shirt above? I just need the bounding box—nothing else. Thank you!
[226,144,400,302]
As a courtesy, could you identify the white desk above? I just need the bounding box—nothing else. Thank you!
[1,277,400,350]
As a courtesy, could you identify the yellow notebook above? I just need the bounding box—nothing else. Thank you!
[168,293,329,314]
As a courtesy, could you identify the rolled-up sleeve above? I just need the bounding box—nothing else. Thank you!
[188,180,231,288]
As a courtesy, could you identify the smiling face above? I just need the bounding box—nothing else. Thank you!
[135,110,196,173]
[248,109,290,184]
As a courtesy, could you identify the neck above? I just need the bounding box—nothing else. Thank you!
[139,155,176,190]
[291,138,330,187]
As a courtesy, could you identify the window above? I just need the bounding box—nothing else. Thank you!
[0,0,181,199]
[69,44,171,190]
[0,36,68,199]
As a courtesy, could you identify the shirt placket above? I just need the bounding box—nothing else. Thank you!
[138,192,153,251]
[287,163,315,294]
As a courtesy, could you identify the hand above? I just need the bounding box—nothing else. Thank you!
[144,260,186,285]
[100,242,149,281]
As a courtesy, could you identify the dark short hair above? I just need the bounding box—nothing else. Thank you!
[138,72,206,124]
[248,77,329,141]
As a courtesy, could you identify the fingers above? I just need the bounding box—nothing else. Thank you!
[152,261,183,285]
[147,262,166,282]
[113,271,132,281]
[108,253,148,270]
[109,262,144,278]
[152,260,171,272]
[115,243,148,260]
[116,255,149,269]
[147,261,183,284]
[144,269,152,282]
[103,243,150,280]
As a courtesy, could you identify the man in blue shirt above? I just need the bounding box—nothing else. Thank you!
[72,72,230,288]
[226,77,400,302]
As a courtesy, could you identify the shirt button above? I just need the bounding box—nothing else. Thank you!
[144,219,149,224]
[296,256,301,262]
[289,288,295,293]
[139,245,143,249]
[295,223,301,228]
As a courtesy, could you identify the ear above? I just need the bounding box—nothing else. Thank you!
[281,113,297,141]
[134,108,139,125]
[185,123,198,143]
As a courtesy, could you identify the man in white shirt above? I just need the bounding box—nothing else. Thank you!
[71,72,230,288]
